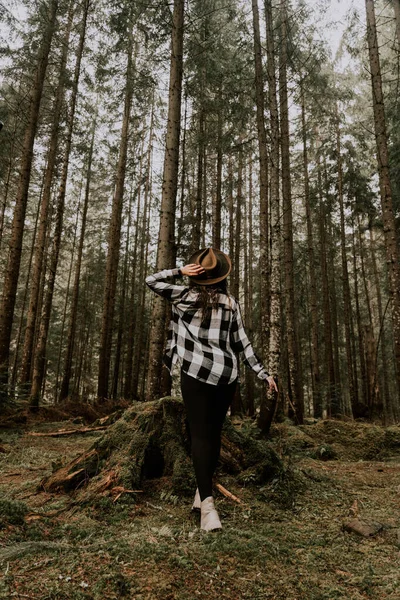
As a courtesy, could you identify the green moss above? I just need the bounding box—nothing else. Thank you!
[0,498,28,528]
[171,455,196,496]
[259,461,306,509]
[310,444,338,461]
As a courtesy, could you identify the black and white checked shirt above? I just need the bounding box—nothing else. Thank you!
[146,268,270,386]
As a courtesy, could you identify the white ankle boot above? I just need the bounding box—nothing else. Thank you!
[192,488,201,511]
[200,496,222,532]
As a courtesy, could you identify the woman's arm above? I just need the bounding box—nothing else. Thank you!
[145,268,187,301]
[231,302,277,391]
[145,263,205,302]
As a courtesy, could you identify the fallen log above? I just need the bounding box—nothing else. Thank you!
[40,448,101,493]
[28,426,108,437]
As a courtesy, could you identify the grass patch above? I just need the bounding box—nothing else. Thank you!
[0,418,399,599]
[0,498,28,528]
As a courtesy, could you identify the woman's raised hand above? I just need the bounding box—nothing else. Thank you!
[181,263,206,277]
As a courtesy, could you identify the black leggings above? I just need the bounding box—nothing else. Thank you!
[180,368,237,501]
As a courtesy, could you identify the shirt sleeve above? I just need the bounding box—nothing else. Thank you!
[145,268,187,302]
[230,301,270,380]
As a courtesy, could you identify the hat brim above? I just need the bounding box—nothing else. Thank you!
[188,248,232,286]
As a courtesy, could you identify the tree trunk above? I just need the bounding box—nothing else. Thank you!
[123,187,142,399]
[54,191,80,402]
[19,1,74,391]
[146,0,184,401]
[0,100,21,252]
[10,182,43,394]
[176,88,187,257]
[97,31,136,400]
[251,0,269,363]
[279,3,303,424]
[393,0,400,46]
[212,92,223,249]
[231,148,244,416]
[131,110,154,399]
[258,0,281,435]
[192,110,204,254]
[59,125,95,402]
[244,159,255,416]
[351,218,368,415]
[111,191,133,400]
[201,145,207,249]
[365,0,400,405]
[369,223,393,422]
[228,156,234,262]
[233,150,242,302]
[356,212,380,417]
[316,153,336,417]
[0,0,58,404]
[335,111,357,417]
[301,89,321,417]
[30,0,88,409]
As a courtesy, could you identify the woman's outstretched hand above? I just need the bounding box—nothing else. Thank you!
[267,375,278,393]
[180,263,205,277]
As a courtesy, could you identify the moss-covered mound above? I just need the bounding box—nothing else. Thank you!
[39,397,282,500]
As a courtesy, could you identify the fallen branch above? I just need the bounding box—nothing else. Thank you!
[111,486,143,502]
[216,483,245,505]
[28,426,108,437]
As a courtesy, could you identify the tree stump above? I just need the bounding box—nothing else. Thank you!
[39,397,282,499]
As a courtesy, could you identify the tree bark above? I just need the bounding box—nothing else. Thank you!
[123,187,142,399]
[316,152,336,417]
[356,212,380,416]
[393,0,400,46]
[30,0,88,409]
[54,190,80,402]
[146,0,184,401]
[59,125,95,402]
[0,100,21,253]
[279,3,303,424]
[97,30,136,400]
[0,0,58,404]
[231,148,244,416]
[10,181,43,394]
[335,110,357,417]
[258,0,281,435]
[192,109,204,254]
[176,88,187,257]
[131,108,154,399]
[212,91,223,249]
[251,0,269,363]
[369,223,394,421]
[365,0,400,405]
[351,218,368,415]
[301,89,321,417]
[111,188,133,400]
[244,159,255,416]
[19,2,74,390]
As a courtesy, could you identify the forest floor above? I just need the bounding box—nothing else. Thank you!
[0,409,399,600]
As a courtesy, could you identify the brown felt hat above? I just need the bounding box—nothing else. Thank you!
[188,247,232,286]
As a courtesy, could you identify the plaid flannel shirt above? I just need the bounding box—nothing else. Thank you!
[145,268,270,386]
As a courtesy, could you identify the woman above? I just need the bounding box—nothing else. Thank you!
[146,247,277,532]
